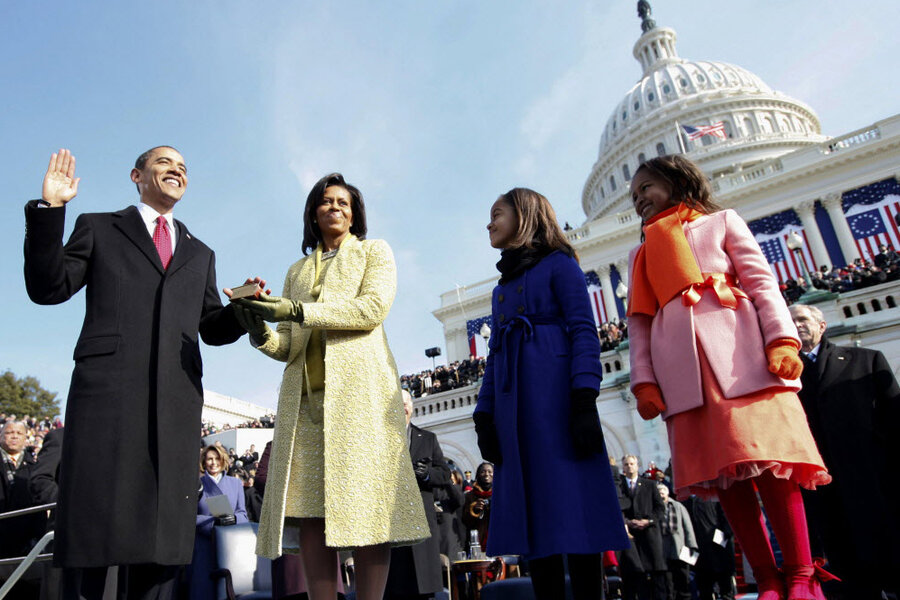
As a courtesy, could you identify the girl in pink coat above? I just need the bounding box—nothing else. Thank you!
[626,155,832,600]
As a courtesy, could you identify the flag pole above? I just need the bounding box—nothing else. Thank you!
[674,120,687,154]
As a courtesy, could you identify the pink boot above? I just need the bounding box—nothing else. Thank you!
[783,562,835,600]
[753,565,786,600]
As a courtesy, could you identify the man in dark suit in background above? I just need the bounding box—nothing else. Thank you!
[384,391,451,600]
[619,454,666,600]
[790,304,900,599]
[24,147,245,600]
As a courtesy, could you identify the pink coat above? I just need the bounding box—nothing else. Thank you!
[628,209,801,417]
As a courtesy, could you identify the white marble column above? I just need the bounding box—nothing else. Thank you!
[821,192,861,263]
[597,265,619,321]
[445,325,468,362]
[794,200,830,270]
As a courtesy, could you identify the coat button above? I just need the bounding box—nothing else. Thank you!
[499,314,505,322]
[498,294,504,303]
[517,285,523,293]
[517,305,525,314]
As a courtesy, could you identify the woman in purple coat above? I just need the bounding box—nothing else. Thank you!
[189,445,249,600]
[474,188,629,600]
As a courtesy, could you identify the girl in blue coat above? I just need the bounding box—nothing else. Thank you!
[474,188,629,600]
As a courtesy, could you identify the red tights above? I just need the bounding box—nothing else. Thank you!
[717,470,824,600]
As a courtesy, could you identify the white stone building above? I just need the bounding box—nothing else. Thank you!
[426,6,900,474]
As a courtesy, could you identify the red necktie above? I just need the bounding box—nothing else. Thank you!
[153,216,173,270]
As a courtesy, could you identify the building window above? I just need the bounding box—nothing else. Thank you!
[663,84,671,95]
[622,164,631,180]
[743,117,755,135]
[656,142,666,156]
[638,152,646,164]
[609,176,617,191]
[723,121,735,139]
[648,92,655,102]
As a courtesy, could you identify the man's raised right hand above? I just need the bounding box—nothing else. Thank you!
[42,149,80,207]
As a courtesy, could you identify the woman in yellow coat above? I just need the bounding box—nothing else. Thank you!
[230,173,427,600]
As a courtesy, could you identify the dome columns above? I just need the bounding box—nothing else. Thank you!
[595,265,620,321]
[795,200,831,269]
[821,192,861,263]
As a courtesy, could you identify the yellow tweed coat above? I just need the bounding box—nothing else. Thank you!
[255,235,428,556]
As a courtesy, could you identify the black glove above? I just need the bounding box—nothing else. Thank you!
[473,411,502,465]
[214,514,237,527]
[413,457,431,481]
[570,388,606,459]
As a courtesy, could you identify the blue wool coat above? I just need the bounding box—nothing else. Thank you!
[475,251,629,559]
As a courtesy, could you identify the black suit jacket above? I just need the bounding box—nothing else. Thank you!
[24,203,244,568]
[0,451,47,558]
[619,476,666,572]
[385,424,451,596]
[798,337,900,573]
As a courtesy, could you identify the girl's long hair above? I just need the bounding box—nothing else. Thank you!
[498,187,578,261]
[635,154,721,215]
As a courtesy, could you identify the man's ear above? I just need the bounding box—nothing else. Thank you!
[130,168,141,184]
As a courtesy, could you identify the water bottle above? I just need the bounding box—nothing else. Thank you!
[469,530,481,560]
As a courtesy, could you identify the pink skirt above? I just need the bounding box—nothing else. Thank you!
[666,346,831,500]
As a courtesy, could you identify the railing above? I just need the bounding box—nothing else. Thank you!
[438,279,498,309]
[821,126,881,155]
[833,281,900,319]
[411,347,630,425]
[712,159,785,193]
[0,503,56,600]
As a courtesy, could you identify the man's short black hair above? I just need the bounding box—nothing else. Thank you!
[133,146,180,194]
[134,146,179,170]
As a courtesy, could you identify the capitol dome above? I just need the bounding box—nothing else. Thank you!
[583,4,828,221]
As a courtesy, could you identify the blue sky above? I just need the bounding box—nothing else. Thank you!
[2,1,898,415]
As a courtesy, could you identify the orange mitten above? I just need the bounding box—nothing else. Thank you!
[766,338,803,380]
[633,383,667,420]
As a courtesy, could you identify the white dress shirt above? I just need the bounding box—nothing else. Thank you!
[137,202,177,254]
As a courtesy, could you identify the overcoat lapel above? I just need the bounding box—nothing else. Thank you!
[166,221,200,276]
[817,341,850,391]
[112,206,166,275]
[286,256,317,365]
[409,425,425,458]
[200,474,224,497]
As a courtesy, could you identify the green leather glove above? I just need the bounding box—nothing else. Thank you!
[233,305,274,345]
[234,294,304,324]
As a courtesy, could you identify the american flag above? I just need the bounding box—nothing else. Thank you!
[466,316,491,358]
[681,122,726,141]
[841,178,900,260]
[747,209,815,283]
[584,271,609,325]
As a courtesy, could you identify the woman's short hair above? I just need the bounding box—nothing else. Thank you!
[200,444,230,472]
[301,173,368,255]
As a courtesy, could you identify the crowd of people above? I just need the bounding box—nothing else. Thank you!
[780,246,900,303]
[599,318,629,351]
[199,414,275,437]
[400,356,486,398]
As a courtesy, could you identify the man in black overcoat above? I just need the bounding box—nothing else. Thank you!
[790,304,900,599]
[618,454,666,600]
[681,495,735,600]
[384,391,451,599]
[23,147,245,600]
